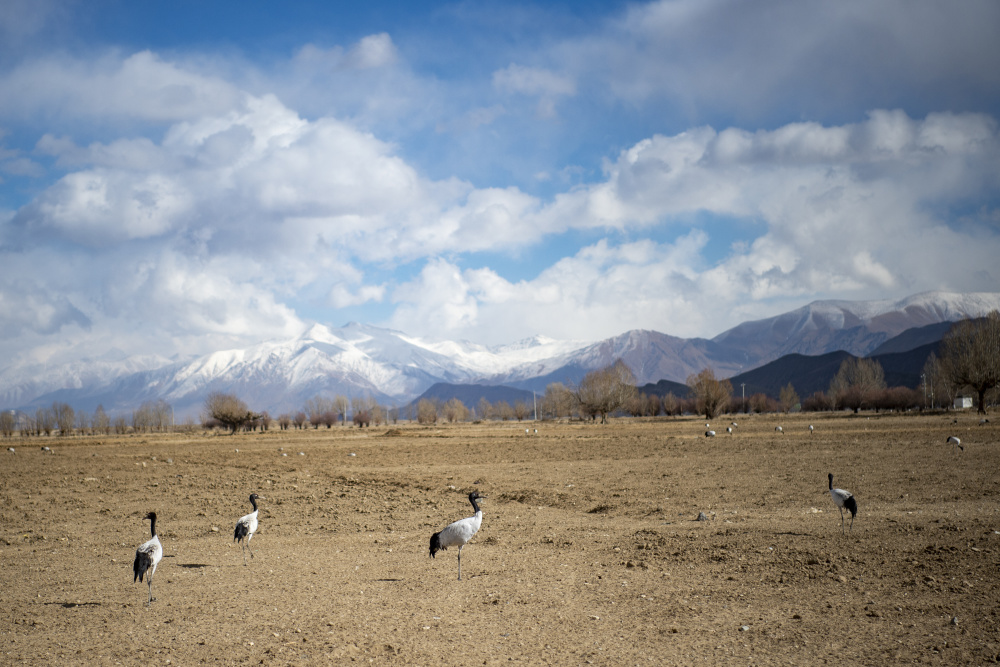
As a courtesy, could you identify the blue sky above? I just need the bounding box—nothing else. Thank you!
[1,0,999,366]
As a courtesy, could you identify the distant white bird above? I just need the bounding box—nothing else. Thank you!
[828,473,857,534]
[7,447,14,453]
[775,426,783,433]
[947,436,963,453]
[979,418,990,426]
[731,422,738,428]
[133,511,163,606]
[809,424,814,435]
[525,428,530,436]
[41,446,51,452]
[706,423,710,428]
[726,426,733,435]
[705,430,716,438]
[533,429,538,435]
[430,491,486,580]
[234,493,263,565]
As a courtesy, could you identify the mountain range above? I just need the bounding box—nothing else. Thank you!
[2,290,998,418]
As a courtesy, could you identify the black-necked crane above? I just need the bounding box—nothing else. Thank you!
[726,426,733,435]
[947,436,963,453]
[828,473,857,533]
[705,430,716,437]
[430,491,485,580]
[775,426,783,433]
[234,493,263,565]
[133,511,163,606]
[808,424,814,435]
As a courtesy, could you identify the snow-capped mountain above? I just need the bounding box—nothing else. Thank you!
[2,291,997,417]
[711,291,1000,366]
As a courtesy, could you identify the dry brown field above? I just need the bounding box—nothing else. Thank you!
[1,412,999,665]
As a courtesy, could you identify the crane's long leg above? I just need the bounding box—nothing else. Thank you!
[146,572,155,606]
[248,535,254,560]
[242,543,248,566]
[457,546,463,581]
[839,507,845,534]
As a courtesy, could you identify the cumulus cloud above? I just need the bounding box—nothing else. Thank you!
[0,35,997,358]
[384,110,1000,342]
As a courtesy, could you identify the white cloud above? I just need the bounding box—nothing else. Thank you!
[0,37,997,358]
[0,50,242,123]
[344,33,399,70]
[493,64,575,118]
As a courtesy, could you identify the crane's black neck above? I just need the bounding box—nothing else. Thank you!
[468,493,481,514]
[828,473,834,491]
[249,494,259,511]
[148,513,158,538]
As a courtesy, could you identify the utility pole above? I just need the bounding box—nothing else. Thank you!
[741,383,746,414]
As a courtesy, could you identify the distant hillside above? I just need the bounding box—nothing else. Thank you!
[868,321,953,355]
[405,383,537,415]
[637,379,692,398]
[728,351,854,399]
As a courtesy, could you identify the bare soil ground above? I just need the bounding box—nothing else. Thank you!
[2,412,999,665]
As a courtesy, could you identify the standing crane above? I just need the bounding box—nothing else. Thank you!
[133,512,163,606]
[429,491,486,580]
[234,493,263,565]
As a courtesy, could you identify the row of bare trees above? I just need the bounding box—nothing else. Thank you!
[1,400,178,437]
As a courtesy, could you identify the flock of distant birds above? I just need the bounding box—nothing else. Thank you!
[5,417,988,607]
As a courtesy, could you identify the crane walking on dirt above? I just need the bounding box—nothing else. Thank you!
[947,436,963,453]
[430,491,486,580]
[234,493,263,565]
[133,511,163,606]
[828,473,857,533]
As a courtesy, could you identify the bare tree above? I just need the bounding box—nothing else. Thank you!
[75,409,91,435]
[575,359,638,424]
[542,382,575,419]
[940,311,1000,415]
[204,392,258,434]
[293,411,308,429]
[921,352,954,409]
[52,402,75,436]
[334,395,349,425]
[749,392,776,413]
[513,400,530,421]
[305,396,334,428]
[417,398,438,424]
[778,383,800,413]
[829,357,886,413]
[686,368,732,420]
[277,413,292,430]
[93,405,111,435]
[36,407,54,436]
[477,397,493,421]
[443,398,469,423]
[661,392,680,416]
[0,411,14,437]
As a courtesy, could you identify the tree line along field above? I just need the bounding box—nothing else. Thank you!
[1,412,999,665]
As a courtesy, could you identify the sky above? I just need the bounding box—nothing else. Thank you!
[1,0,999,367]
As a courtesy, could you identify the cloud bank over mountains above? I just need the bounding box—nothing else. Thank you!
[0,1,998,370]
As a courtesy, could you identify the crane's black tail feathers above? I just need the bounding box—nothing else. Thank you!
[234,521,249,543]
[429,531,443,558]
[134,551,151,583]
[844,495,858,518]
